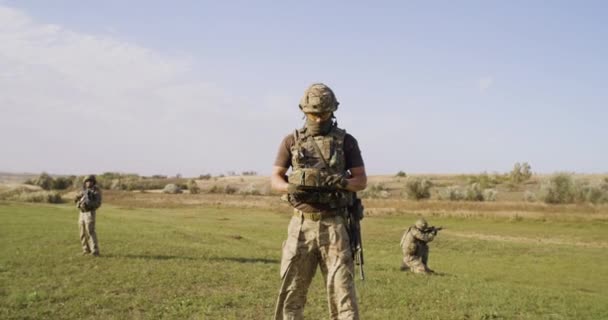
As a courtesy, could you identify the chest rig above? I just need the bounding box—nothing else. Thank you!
[287,125,352,208]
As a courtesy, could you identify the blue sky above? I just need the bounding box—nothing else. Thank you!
[0,1,606,176]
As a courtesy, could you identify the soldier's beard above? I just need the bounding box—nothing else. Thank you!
[306,118,334,136]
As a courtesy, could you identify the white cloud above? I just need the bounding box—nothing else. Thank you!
[0,5,293,176]
[478,76,494,92]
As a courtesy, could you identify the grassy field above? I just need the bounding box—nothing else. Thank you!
[1,200,607,319]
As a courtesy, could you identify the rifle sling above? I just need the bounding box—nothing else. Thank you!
[307,136,330,171]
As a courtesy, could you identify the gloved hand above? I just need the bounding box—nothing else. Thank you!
[324,174,348,189]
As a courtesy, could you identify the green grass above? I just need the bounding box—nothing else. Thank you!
[1,202,607,319]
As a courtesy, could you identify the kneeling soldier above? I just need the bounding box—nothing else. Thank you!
[400,218,440,274]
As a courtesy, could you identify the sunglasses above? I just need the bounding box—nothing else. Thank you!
[306,112,333,121]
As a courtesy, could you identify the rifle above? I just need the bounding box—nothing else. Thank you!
[347,194,365,280]
[425,226,444,234]
[295,185,337,193]
[77,189,97,211]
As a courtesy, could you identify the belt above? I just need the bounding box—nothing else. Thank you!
[293,209,344,221]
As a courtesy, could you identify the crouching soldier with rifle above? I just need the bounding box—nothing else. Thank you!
[271,83,367,320]
[74,175,102,256]
[400,218,442,274]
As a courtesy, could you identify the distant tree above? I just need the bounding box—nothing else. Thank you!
[395,171,407,178]
[510,162,532,183]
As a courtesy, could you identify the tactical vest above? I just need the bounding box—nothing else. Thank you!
[287,125,352,208]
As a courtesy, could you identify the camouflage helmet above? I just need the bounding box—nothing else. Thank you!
[83,175,97,184]
[299,83,339,113]
[415,218,428,230]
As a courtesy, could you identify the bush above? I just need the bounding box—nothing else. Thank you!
[395,171,407,178]
[523,191,537,202]
[52,176,74,190]
[208,185,221,194]
[199,174,212,180]
[110,179,126,191]
[188,179,200,194]
[96,174,188,191]
[584,186,606,204]
[438,184,496,202]
[359,183,390,199]
[541,173,576,204]
[466,172,506,189]
[28,173,75,190]
[405,177,432,200]
[97,172,139,189]
[464,183,484,201]
[438,186,465,201]
[162,184,182,194]
[482,188,498,201]
[224,185,237,194]
[574,182,608,204]
[541,174,608,204]
[17,191,63,203]
[483,188,498,201]
[207,184,238,194]
[601,178,608,192]
[0,187,30,200]
[239,184,260,196]
[33,172,54,190]
[0,188,63,203]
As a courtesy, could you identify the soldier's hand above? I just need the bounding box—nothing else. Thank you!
[324,174,348,189]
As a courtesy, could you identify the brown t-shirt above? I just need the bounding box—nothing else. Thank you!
[274,131,364,212]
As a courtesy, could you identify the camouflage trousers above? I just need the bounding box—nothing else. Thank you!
[274,213,359,320]
[79,211,99,255]
[402,244,430,274]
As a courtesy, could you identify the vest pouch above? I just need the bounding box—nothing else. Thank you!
[288,168,327,188]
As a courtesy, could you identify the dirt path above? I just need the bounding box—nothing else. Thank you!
[444,230,608,248]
